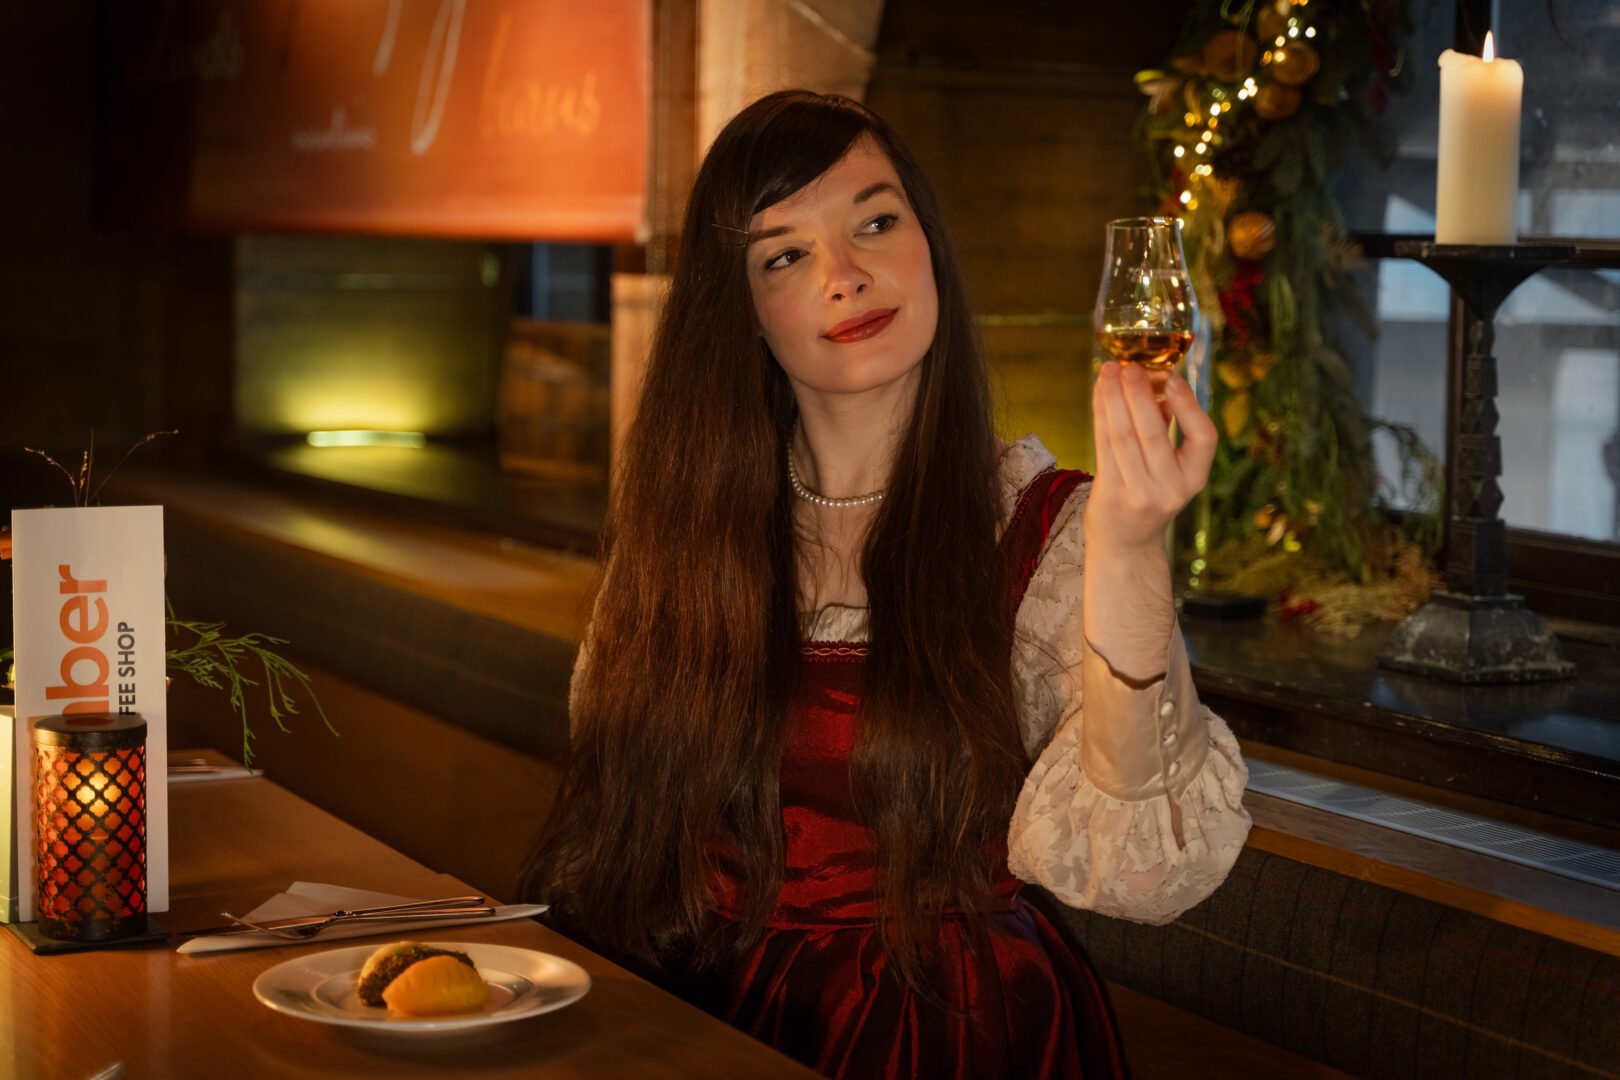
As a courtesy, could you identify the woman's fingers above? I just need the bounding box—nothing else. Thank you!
[1090,364,1119,479]
[1163,374,1217,487]
[1117,365,1178,482]
[1097,364,1151,490]
[1094,365,1218,517]
[1098,365,1218,498]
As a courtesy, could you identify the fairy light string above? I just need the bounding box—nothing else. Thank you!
[1133,0,1443,633]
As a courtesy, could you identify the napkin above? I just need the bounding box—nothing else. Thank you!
[176,881,547,954]
[167,749,262,785]
[168,763,262,785]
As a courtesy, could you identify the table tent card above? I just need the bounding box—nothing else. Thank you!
[0,706,11,921]
[6,507,168,923]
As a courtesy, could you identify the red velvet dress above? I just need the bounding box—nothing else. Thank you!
[683,470,1128,1079]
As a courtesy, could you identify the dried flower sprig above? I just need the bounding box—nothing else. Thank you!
[24,430,178,508]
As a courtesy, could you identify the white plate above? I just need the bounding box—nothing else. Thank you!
[252,941,591,1034]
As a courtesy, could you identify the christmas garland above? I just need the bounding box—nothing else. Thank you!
[1137,0,1442,631]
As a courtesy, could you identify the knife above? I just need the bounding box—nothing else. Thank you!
[178,894,490,938]
[180,907,499,939]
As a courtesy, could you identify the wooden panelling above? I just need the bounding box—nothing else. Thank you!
[876,0,1188,71]
[697,0,883,152]
[984,321,1095,472]
[866,62,1153,476]
[869,66,1150,315]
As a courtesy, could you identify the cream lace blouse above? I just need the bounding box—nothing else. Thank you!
[799,435,1252,925]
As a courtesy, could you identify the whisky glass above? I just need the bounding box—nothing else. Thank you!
[1093,217,1197,400]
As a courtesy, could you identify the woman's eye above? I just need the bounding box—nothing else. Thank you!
[764,249,802,272]
[863,213,899,234]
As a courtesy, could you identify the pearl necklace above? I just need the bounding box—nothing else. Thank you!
[786,450,886,509]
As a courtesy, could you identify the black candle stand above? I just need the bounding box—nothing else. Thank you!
[1376,241,1578,684]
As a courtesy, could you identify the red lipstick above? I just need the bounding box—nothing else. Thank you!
[823,308,897,343]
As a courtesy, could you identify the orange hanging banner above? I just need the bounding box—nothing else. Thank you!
[100,0,650,241]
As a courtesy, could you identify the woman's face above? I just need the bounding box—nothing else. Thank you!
[746,136,939,400]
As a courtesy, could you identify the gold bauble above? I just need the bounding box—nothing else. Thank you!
[1222,393,1252,439]
[1254,82,1302,119]
[1255,0,1291,42]
[1228,211,1278,260]
[1269,41,1320,86]
[1202,30,1258,82]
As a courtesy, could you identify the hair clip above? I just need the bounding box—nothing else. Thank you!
[712,222,749,248]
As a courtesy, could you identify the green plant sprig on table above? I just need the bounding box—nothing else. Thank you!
[165,605,338,769]
[4,618,333,770]
[5,433,336,767]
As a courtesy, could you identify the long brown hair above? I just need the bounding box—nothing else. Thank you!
[520,91,1028,991]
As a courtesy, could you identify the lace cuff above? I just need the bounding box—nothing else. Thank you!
[1078,626,1209,803]
[1008,708,1250,923]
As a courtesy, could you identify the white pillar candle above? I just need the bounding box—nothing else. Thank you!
[1435,32,1524,245]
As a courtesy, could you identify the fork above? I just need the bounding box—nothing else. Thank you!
[209,895,495,940]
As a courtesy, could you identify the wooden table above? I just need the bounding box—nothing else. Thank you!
[0,773,820,1079]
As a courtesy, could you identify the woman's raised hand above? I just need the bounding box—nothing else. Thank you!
[1085,362,1217,556]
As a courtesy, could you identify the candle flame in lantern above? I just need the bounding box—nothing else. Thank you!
[1482,31,1496,61]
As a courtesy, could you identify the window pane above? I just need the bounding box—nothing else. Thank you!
[1337,2,1620,240]
[1345,2,1620,545]
[1499,0,1620,239]
[1497,268,1620,541]
[1363,263,1620,542]
[1332,3,1453,235]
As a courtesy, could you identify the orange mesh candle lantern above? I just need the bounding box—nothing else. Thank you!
[32,714,148,942]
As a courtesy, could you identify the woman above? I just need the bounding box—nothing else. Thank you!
[522,90,1251,1078]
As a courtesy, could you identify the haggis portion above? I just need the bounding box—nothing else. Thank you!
[357,942,485,1013]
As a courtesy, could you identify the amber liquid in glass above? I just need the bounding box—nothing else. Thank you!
[1095,328,1192,402]
[1095,328,1193,369]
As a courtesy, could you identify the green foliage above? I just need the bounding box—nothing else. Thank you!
[6,434,335,764]
[165,605,337,769]
[1371,419,1446,552]
[3,617,332,769]
[1268,273,1298,356]
[1137,0,1437,586]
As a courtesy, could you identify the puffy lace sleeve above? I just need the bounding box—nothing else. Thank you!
[1007,482,1251,924]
